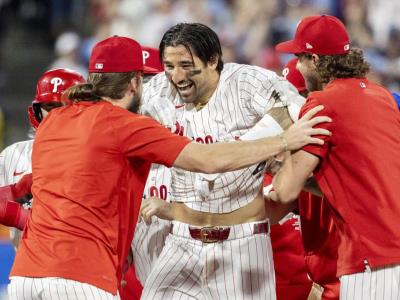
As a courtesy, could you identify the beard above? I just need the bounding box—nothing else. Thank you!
[304,72,323,92]
[127,94,142,113]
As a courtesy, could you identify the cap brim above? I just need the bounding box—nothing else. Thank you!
[143,66,160,74]
[275,40,303,54]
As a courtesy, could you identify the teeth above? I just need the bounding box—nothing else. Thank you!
[178,83,192,90]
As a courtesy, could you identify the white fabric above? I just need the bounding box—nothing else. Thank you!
[8,276,119,300]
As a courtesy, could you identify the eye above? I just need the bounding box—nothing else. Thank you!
[181,64,194,70]
[164,64,174,71]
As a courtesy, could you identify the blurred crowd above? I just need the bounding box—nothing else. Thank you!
[0,0,399,149]
[2,0,400,91]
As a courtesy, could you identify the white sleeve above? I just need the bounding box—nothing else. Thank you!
[140,73,177,129]
[239,66,305,120]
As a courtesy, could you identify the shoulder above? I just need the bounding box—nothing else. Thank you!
[143,73,177,100]
[223,63,279,83]
[1,140,33,157]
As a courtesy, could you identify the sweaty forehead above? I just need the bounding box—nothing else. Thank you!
[162,45,198,64]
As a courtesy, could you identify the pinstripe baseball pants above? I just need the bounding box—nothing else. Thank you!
[340,264,400,299]
[141,220,276,300]
[8,276,119,300]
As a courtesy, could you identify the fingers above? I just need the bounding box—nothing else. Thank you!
[307,137,325,145]
[299,105,324,121]
[306,116,332,127]
[309,128,331,136]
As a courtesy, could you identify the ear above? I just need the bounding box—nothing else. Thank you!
[208,55,219,70]
[311,54,319,65]
[129,73,142,94]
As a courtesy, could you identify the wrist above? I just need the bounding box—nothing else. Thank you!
[279,134,288,152]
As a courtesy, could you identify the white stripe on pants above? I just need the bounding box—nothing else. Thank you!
[340,264,400,300]
[8,276,120,300]
[141,220,276,300]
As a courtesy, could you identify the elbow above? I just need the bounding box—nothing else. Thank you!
[274,184,299,204]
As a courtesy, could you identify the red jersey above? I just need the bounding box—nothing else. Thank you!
[265,175,312,299]
[10,101,190,294]
[300,78,400,276]
[298,192,339,299]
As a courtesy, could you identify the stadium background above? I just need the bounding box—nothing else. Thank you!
[0,0,399,298]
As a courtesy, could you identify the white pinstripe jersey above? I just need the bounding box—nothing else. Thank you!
[0,139,33,187]
[143,63,297,213]
[0,139,33,245]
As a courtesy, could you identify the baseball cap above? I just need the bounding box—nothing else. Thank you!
[276,15,350,55]
[142,47,164,74]
[282,58,306,92]
[88,36,158,73]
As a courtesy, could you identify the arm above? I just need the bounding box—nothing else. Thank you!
[174,105,331,173]
[272,150,320,203]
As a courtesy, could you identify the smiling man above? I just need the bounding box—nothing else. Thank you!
[139,23,314,299]
[272,15,400,299]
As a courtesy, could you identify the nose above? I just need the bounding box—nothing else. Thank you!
[170,67,187,84]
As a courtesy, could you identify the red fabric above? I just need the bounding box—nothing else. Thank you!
[298,192,339,300]
[142,47,164,74]
[89,36,156,73]
[265,174,312,299]
[299,78,400,276]
[282,58,306,92]
[11,101,190,294]
[0,200,28,230]
[119,265,142,300]
[11,173,32,199]
[275,15,350,55]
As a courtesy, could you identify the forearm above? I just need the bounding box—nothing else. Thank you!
[174,136,285,174]
[273,152,305,203]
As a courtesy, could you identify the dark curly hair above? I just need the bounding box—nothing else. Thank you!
[315,48,370,84]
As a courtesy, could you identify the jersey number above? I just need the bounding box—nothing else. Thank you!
[149,185,168,200]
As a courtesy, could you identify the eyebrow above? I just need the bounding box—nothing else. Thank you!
[163,59,194,65]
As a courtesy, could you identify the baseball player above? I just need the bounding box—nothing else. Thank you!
[278,58,340,299]
[8,35,328,300]
[272,15,400,299]
[119,46,165,300]
[0,68,85,248]
[138,23,329,299]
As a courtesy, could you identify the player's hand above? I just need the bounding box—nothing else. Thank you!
[281,105,331,151]
[140,197,174,225]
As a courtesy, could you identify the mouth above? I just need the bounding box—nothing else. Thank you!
[176,82,195,99]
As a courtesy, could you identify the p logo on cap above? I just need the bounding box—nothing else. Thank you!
[275,15,350,55]
[142,46,164,75]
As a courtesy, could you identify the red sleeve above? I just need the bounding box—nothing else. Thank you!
[112,110,191,167]
[299,96,333,159]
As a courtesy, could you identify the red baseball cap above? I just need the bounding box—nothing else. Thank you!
[142,47,164,74]
[282,58,306,92]
[88,36,157,73]
[276,15,350,55]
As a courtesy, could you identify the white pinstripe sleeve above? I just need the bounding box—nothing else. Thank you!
[239,66,305,118]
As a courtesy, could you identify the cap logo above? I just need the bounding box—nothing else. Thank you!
[344,44,350,51]
[306,43,313,49]
[95,63,104,70]
[142,50,150,64]
[50,77,63,92]
[282,67,289,79]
